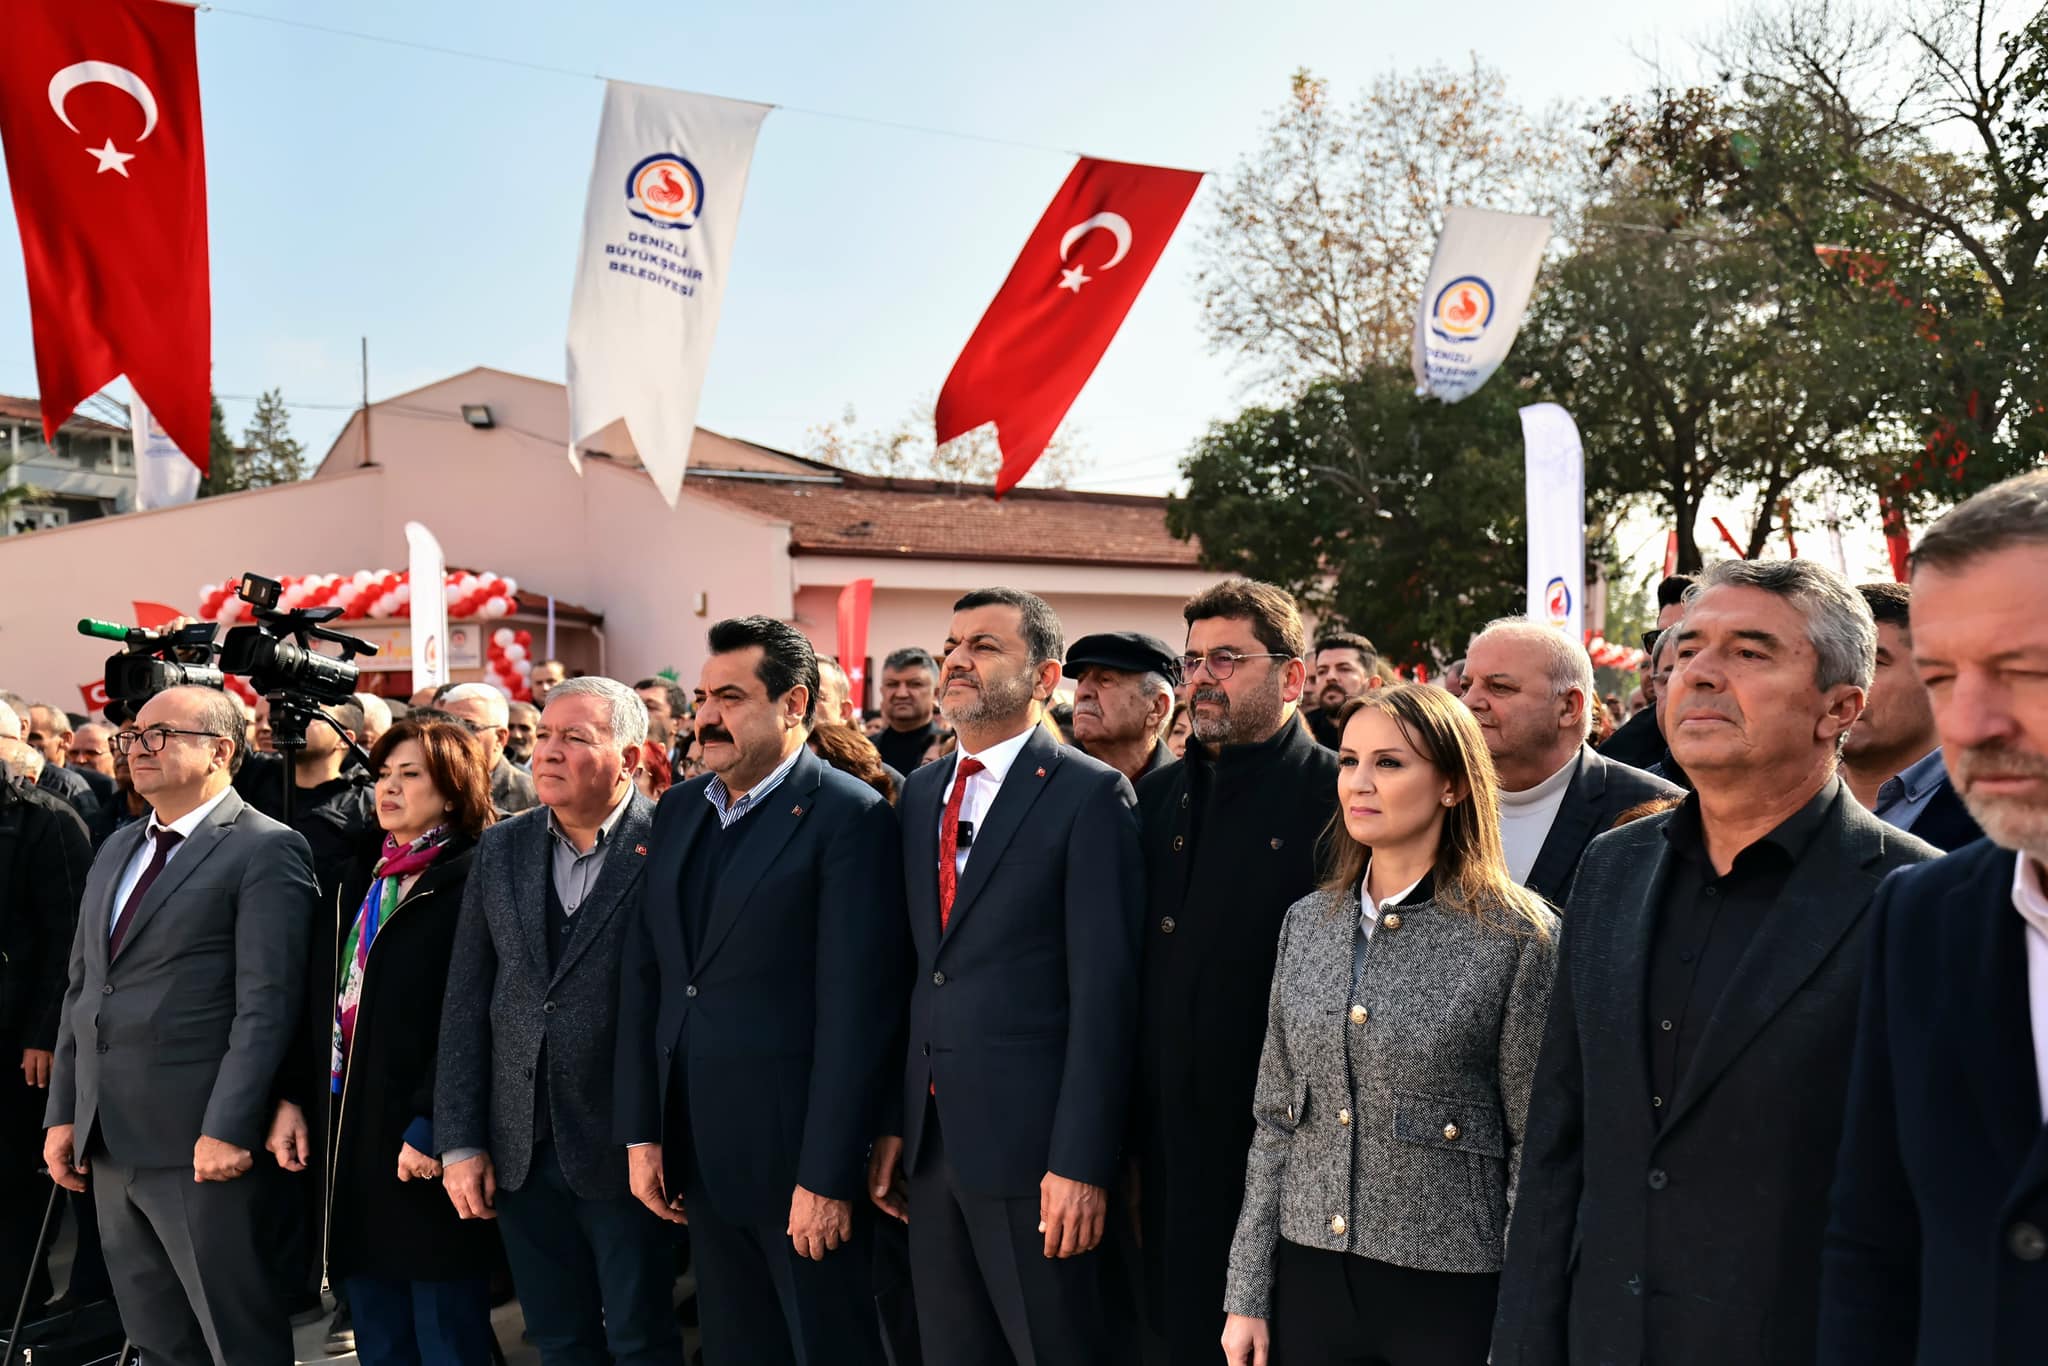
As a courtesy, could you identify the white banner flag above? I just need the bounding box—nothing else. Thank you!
[566,81,770,507]
[131,395,200,510]
[1521,403,1585,644]
[406,521,450,690]
[1412,206,1552,403]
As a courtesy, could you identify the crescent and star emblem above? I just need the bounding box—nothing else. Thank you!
[1057,212,1133,293]
[48,61,161,179]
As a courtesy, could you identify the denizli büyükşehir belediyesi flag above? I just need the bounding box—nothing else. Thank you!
[936,158,1203,495]
[566,81,770,508]
[0,0,211,471]
[1411,206,1551,403]
[406,521,450,691]
[1520,402,1586,643]
[132,393,198,510]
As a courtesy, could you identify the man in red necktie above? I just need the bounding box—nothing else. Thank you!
[868,587,1144,1365]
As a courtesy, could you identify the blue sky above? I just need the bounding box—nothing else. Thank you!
[0,0,1743,496]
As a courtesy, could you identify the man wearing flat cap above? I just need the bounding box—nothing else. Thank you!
[1066,633,1181,787]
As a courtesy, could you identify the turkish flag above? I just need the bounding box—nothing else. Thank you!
[836,577,874,704]
[0,0,210,472]
[936,157,1202,495]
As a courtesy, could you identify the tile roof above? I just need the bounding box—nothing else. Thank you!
[684,472,1203,569]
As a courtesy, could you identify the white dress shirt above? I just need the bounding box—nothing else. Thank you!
[939,725,1038,877]
[111,786,232,936]
[2011,852,2048,1123]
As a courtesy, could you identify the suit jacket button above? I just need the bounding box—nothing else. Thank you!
[1381,912,1402,932]
[685,985,698,997]
[1160,916,1176,934]
[542,1000,557,1014]
[1647,1168,1668,1190]
[1348,1004,1367,1024]
[1172,836,1185,852]
[2009,1222,2048,1261]
[101,984,113,995]
[524,1065,534,1079]
[1338,1108,1351,1126]
[1329,1215,1346,1236]
[932,971,946,987]
[922,1043,931,1056]
[1442,1122,1460,1142]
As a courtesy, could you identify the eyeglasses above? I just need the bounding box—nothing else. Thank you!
[1179,650,1291,681]
[1641,629,1662,655]
[113,727,226,755]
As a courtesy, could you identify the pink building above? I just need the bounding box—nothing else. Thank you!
[0,367,1214,714]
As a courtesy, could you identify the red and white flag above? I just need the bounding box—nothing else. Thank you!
[936,157,1202,495]
[0,0,211,472]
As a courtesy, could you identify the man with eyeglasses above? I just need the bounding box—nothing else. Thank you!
[44,685,316,1366]
[441,683,539,816]
[1132,578,1340,1363]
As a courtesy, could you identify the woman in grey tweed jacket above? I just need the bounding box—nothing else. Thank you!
[1221,685,1559,1366]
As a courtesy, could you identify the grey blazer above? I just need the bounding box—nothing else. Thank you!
[1223,885,1559,1317]
[46,787,316,1165]
[433,792,654,1199]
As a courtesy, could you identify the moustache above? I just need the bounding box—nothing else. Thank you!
[1952,743,2048,791]
[697,726,733,745]
[945,671,978,688]
[1192,686,1230,709]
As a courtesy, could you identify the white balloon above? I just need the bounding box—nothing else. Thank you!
[514,658,533,676]
[504,642,527,663]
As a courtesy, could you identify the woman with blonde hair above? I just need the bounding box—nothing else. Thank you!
[1221,684,1559,1366]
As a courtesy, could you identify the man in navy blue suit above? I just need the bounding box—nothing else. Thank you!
[615,616,907,1366]
[1822,470,2048,1363]
[867,587,1144,1366]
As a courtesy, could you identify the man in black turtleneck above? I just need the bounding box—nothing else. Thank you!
[1133,579,1340,1365]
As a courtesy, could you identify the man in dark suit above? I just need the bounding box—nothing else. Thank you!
[442,684,540,815]
[1462,617,1682,907]
[435,677,678,1365]
[1492,560,1940,1366]
[1820,471,2048,1363]
[1841,581,1984,851]
[868,588,1143,1366]
[617,617,906,1364]
[1599,574,1695,770]
[1133,578,1337,1363]
[42,685,316,1366]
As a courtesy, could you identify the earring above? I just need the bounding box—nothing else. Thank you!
[444,802,454,812]
[1442,795,1454,806]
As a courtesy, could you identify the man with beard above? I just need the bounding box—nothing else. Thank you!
[1820,472,2048,1363]
[1065,632,1179,785]
[873,648,942,776]
[1134,578,1339,1363]
[868,588,1142,1366]
[1300,631,1381,748]
[1838,582,1981,851]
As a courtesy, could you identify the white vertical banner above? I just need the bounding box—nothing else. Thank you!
[566,81,771,507]
[405,521,450,690]
[1520,402,1585,643]
[131,395,200,510]
[1412,206,1552,402]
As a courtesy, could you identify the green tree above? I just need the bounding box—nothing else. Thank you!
[239,389,306,486]
[196,396,245,498]
[1167,366,1527,663]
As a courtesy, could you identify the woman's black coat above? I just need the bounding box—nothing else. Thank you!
[324,836,499,1283]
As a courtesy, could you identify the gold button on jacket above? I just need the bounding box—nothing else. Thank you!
[1329,1215,1346,1236]
[1443,1122,1461,1142]
[1381,912,1402,931]
[1348,1004,1367,1024]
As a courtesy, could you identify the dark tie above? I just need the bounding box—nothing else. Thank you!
[110,829,183,960]
[938,758,985,932]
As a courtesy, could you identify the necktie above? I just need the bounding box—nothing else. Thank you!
[938,758,985,931]
[110,828,183,960]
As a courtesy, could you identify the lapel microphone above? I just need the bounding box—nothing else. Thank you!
[957,820,975,848]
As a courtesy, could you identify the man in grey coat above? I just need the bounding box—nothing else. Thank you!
[434,677,678,1364]
[43,685,316,1366]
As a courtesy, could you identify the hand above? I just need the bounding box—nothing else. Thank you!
[787,1184,852,1261]
[1038,1171,1107,1259]
[396,1143,441,1183]
[867,1135,908,1224]
[627,1144,687,1225]
[43,1124,87,1193]
[193,1135,253,1183]
[266,1100,310,1172]
[444,1153,498,1220]
[20,1049,52,1089]
[1221,1313,1270,1366]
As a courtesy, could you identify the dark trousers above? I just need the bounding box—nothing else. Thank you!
[344,1273,495,1366]
[1270,1238,1497,1366]
[684,1176,884,1366]
[494,1143,679,1366]
[92,1146,292,1366]
[906,1103,1108,1366]
[871,1212,924,1366]
[0,1063,52,1315]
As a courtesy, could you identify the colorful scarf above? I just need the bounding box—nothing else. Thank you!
[331,826,452,1093]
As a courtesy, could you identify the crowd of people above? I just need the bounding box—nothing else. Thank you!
[0,467,2043,1366]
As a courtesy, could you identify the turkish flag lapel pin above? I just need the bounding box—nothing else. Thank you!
[634,844,647,856]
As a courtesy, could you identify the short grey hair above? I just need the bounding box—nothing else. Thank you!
[1140,670,1177,741]
[441,682,510,726]
[542,675,648,754]
[1468,616,1597,740]
[354,692,392,733]
[0,700,19,739]
[1910,470,2048,575]
[1683,559,1875,691]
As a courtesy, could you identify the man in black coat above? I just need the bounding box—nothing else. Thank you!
[1134,578,1337,1363]
[1066,631,1179,786]
[616,618,906,1365]
[868,588,1143,1366]
[1493,560,1939,1366]
[1819,471,2048,1363]
[1599,574,1695,770]
[0,751,91,1317]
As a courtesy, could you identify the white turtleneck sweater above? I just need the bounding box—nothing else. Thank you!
[1498,750,1582,885]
